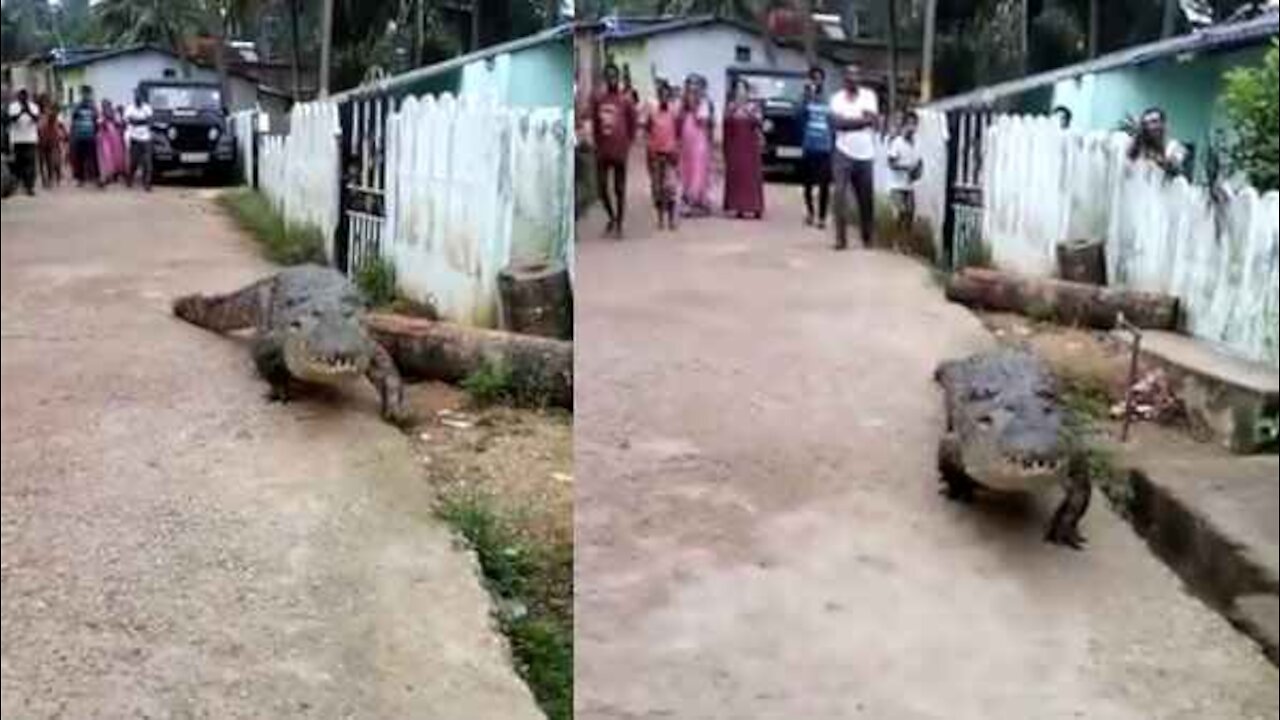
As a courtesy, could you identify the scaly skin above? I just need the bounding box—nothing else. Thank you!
[935,349,1092,549]
[173,265,407,424]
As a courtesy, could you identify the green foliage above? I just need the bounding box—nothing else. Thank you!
[871,198,939,264]
[461,359,516,406]
[354,256,397,308]
[1220,41,1279,191]
[217,188,327,266]
[436,491,572,720]
[90,0,209,52]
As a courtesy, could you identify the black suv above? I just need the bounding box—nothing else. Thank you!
[140,79,236,182]
[725,65,809,174]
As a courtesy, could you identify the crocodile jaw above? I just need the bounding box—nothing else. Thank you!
[283,340,370,384]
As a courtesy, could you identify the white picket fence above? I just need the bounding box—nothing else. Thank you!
[256,101,342,264]
[230,109,256,186]
[982,114,1280,367]
[382,94,573,327]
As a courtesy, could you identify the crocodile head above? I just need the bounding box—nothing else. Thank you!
[278,273,373,384]
[949,351,1067,491]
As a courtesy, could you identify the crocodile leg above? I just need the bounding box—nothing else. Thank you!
[251,333,293,403]
[173,278,273,332]
[938,433,977,502]
[366,340,407,424]
[1045,452,1092,549]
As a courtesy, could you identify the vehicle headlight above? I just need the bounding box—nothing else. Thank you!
[763,119,774,133]
[208,126,221,142]
[167,126,178,141]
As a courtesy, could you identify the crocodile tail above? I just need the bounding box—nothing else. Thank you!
[173,278,272,332]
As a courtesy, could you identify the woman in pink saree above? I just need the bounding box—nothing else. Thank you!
[678,75,714,217]
[96,99,126,183]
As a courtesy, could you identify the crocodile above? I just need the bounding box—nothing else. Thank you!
[935,349,1092,549]
[173,264,406,423]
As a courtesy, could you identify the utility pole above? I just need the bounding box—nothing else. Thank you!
[320,0,334,97]
[1161,0,1179,38]
[1020,0,1030,76]
[920,0,937,102]
[1088,0,1099,58]
[414,0,425,66]
[798,0,817,69]
[886,0,898,119]
[471,0,481,53]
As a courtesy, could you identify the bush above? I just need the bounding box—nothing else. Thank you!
[217,189,327,266]
[354,255,397,307]
[1220,41,1279,191]
[461,358,515,406]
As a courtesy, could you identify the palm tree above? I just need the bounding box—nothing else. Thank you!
[92,0,207,67]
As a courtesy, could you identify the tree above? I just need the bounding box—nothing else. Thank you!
[1220,40,1279,190]
[91,0,207,55]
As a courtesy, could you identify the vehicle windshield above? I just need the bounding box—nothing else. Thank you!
[735,74,806,104]
[148,86,222,112]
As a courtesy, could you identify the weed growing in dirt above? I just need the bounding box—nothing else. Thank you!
[871,199,939,264]
[217,189,326,265]
[437,490,572,720]
[355,256,397,307]
[462,359,516,406]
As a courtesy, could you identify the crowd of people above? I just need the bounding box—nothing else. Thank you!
[587,62,924,248]
[5,84,155,196]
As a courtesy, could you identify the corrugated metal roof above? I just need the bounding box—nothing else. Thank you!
[925,9,1279,112]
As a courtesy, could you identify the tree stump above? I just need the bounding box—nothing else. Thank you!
[498,261,573,340]
[1057,238,1107,285]
[946,268,1179,330]
[366,313,573,409]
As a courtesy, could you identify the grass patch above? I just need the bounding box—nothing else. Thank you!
[461,359,516,407]
[437,489,572,720]
[218,188,326,265]
[868,199,939,264]
[354,255,397,307]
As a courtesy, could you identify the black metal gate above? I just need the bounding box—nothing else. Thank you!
[336,92,393,276]
[942,109,994,270]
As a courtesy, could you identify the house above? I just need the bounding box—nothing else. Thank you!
[330,24,573,110]
[584,13,921,122]
[925,9,1279,182]
[52,45,293,117]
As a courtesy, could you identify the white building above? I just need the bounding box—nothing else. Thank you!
[601,15,843,125]
[54,45,290,115]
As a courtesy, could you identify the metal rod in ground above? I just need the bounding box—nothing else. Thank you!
[1117,312,1143,442]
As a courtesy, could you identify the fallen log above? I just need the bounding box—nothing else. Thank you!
[946,267,1179,330]
[367,313,573,409]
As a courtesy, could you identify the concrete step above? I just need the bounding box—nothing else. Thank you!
[1112,329,1278,453]
[1117,444,1279,665]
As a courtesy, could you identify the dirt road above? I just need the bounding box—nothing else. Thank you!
[574,178,1278,720]
[0,188,542,719]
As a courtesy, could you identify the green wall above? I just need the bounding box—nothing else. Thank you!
[506,39,573,109]
[1049,46,1268,178]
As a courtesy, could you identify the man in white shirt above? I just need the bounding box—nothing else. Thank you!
[123,88,154,191]
[6,88,40,196]
[828,64,880,249]
[887,110,923,231]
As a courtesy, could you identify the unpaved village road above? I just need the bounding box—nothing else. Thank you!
[1,188,542,719]
[575,177,1279,720]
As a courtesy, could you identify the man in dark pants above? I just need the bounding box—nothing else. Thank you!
[591,63,637,238]
[828,65,881,249]
[69,86,100,187]
[123,88,154,190]
[6,88,40,196]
